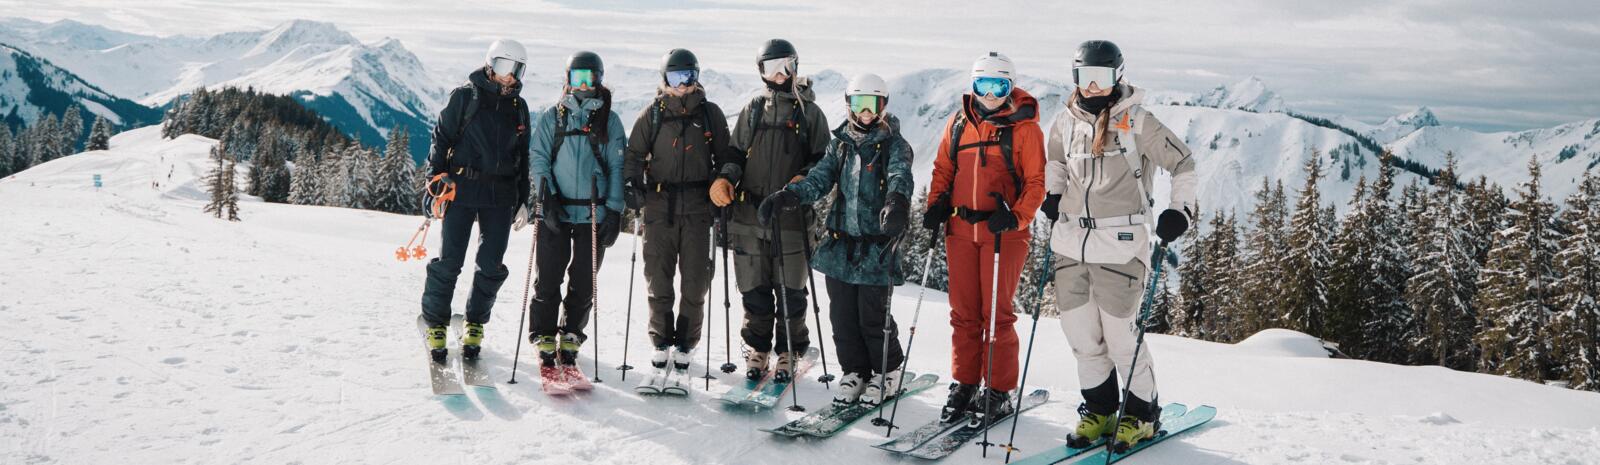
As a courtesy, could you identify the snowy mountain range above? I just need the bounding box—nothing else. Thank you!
[2,17,1595,216]
[0,43,160,132]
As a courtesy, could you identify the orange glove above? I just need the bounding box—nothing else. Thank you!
[710,178,735,207]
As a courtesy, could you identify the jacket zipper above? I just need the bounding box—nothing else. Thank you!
[1079,121,1096,261]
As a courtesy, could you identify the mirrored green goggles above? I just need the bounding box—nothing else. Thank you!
[568,69,596,88]
[848,95,882,114]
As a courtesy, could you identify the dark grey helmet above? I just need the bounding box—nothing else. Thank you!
[662,48,698,73]
[567,51,605,85]
[1074,40,1123,69]
[758,38,797,62]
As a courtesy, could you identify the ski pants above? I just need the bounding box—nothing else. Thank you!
[1053,255,1160,421]
[730,225,810,355]
[528,221,608,343]
[643,214,714,351]
[421,204,514,327]
[826,276,903,378]
[946,232,1027,391]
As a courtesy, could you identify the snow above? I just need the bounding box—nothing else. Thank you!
[1186,77,1289,114]
[3,126,1599,464]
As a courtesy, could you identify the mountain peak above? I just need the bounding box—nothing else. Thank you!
[1190,76,1287,113]
[249,19,357,55]
[1391,106,1440,128]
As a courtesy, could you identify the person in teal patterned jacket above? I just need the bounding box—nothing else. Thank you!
[758,73,914,406]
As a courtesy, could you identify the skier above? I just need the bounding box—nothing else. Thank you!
[419,39,532,361]
[713,38,830,383]
[1042,40,1195,452]
[762,73,913,405]
[623,48,734,374]
[922,52,1046,424]
[528,51,627,380]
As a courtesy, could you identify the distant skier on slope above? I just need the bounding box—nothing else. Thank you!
[763,73,914,406]
[1042,40,1197,452]
[418,39,532,361]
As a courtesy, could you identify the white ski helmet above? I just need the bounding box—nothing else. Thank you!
[971,51,1015,80]
[484,39,528,78]
[846,73,889,98]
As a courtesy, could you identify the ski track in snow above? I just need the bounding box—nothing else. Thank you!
[2,126,1599,464]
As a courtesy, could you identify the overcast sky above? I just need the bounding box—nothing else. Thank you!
[6,0,1597,132]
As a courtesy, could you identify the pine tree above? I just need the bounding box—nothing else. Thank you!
[1204,212,1244,341]
[1406,153,1478,370]
[250,131,292,203]
[60,105,83,154]
[223,154,241,221]
[375,128,421,214]
[1283,156,1334,337]
[1475,155,1561,382]
[1174,209,1211,339]
[1364,174,1426,364]
[1239,179,1289,336]
[86,115,112,151]
[288,149,324,206]
[204,141,230,218]
[899,187,950,293]
[1014,217,1057,316]
[1327,176,1373,353]
[0,125,14,178]
[1147,276,1176,335]
[1549,170,1600,391]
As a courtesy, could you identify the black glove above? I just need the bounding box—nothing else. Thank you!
[540,184,564,231]
[1041,193,1062,222]
[758,189,801,226]
[599,209,623,247]
[623,178,645,211]
[880,192,909,237]
[1155,208,1190,243]
[986,192,1018,234]
[922,193,953,231]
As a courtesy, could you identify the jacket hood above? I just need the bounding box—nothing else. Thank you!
[654,85,706,114]
[1066,83,1145,120]
[833,112,901,145]
[962,87,1040,127]
[767,76,817,103]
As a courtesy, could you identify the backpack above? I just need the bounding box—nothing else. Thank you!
[446,83,530,175]
[548,103,612,184]
[944,111,1022,196]
[1062,105,1153,216]
[742,94,811,154]
[644,97,719,178]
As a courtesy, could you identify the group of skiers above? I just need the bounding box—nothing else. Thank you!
[415,37,1196,452]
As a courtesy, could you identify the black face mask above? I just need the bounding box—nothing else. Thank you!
[1076,87,1121,114]
[764,79,791,92]
[570,88,598,100]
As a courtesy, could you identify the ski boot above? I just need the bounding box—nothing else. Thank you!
[651,345,672,370]
[533,335,561,377]
[1065,404,1114,448]
[558,333,582,366]
[772,351,797,383]
[745,348,770,381]
[968,387,1014,426]
[833,372,866,406]
[1111,415,1157,453]
[862,369,903,406]
[460,322,484,360]
[672,346,694,372]
[425,324,448,363]
[939,383,979,423]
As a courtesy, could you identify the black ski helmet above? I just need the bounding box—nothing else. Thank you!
[1074,40,1123,69]
[757,38,798,76]
[663,48,699,73]
[567,51,605,86]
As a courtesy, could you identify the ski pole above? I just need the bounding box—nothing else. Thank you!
[771,215,805,412]
[508,184,544,384]
[801,233,834,388]
[1004,221,1055,463]
[879,222,944,434]
[718,208,737,374]
[617,214,642,380]
[704,228,717,390]
[1103,242,1172,463]
[869,236,901,423]
[979,192,1011,458]
[589,176,602,384]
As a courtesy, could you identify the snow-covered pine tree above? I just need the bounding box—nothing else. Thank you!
[223,154,241,221]
[251,131,292,203]
[1283,155,1334,338]
[0,125,14,178]
[1549,170,1600,391]
[1406,153,1478,370]
[204,140,230,218]
[86,116,112,151]
[1328,176,1372,352]
[1146,275,1176,335]
[1174,209,1211,339]
[1465,176,1509,265]
[288,147,324,206]
[1205,212,1244,341]
[1475,155,1561,382]
[899,187,949,293]
[1362,171,1425,364]
[1240,179,1290,336]
[375,128,420,214]
[60,105,83,154]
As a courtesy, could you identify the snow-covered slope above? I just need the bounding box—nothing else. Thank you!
[0,43,159,129]
[1185,76,1289,113]
[0,18,446,161]
[1390,118,1600,197]
[2,127,1598,465]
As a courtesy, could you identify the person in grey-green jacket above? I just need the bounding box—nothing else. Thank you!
[527,51,627,375]
[762,73,913,406]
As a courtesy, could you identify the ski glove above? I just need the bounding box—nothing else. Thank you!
[986,192,1018,234]
[1155,208,1190,243]
[922,193,953,231]
[623,178,645,211]
[1041,193,1062,222]
[598,209,623,247]
[880,192,910,237]
[758,189,801,226]
[540,184,565,231]
[512,204,531,231]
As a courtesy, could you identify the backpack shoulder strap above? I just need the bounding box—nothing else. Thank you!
[646,98,665,151]
[452,84,480,155]
[1115,106,1152,216]
[998,125,1021,193]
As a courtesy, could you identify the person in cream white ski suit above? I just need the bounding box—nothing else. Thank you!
[1043,40,1196,451]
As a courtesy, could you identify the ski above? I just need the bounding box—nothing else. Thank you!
[1006,403,1188,465]
[763,373,940,438]
[742,347,820,409]
[901,389,1051,460]
[562,363,595,391]
[449,315,494,388]
[661,363,691,396]
[416,314,464,396]
[540,363,573,395]
[1077,405,1216,465]
[872,406,971,454]
[717,370,772,406]
[635,364,669,395]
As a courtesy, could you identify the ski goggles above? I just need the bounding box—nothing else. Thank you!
[490,57,525,80]
[1073,66,1119,90]
[848,94,883,114]
[568,69,597,88]
[665,69,698,88]
[760,57,796,79]
[971,76,1013,98]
